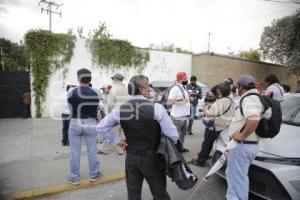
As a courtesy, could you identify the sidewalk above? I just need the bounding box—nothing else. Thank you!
[0,118,205,199]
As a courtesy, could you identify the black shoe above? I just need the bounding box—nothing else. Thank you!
[189,132,194,135]
[181,148,190,153]
[192,160,205,167]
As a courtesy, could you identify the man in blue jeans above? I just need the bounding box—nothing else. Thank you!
[67,68,101,185]
[226,75,262,200]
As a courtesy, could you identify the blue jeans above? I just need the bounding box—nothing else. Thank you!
[68,118,100,181]
[226,143,258,200]
[188,104,197,133]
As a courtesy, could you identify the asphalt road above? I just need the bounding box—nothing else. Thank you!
[0,118,263,200]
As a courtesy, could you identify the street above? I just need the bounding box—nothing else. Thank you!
[0,118,262,200]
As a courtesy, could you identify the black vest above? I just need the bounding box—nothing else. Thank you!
[120,99,161,152]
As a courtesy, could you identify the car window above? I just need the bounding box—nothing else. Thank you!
[281,96,300,126]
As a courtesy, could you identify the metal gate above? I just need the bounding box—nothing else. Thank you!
[0,71,30,118]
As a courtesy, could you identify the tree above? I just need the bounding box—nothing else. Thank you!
[0,38,27,71]
[260,10,300,77]
[238,49,261,61]
[148,43,193,54]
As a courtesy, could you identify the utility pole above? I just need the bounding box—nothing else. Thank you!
[38,0,63,32]
[207,32,212,53]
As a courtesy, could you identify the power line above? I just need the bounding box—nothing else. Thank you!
[38,0,63,31]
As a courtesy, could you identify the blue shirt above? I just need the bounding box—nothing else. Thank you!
[96,95,179,145]
[68,86,100,119]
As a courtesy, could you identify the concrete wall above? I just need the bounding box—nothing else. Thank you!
[31,39,192,118]
[192,53,298,91]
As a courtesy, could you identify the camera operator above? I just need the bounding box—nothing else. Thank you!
[186,76,202,135]
[193,83,235,167]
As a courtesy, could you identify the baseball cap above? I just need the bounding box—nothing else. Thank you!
[111,73,124,81]
[237,75,256,87]
[176,71,187,81]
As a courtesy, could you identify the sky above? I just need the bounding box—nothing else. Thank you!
[0,0,299,54]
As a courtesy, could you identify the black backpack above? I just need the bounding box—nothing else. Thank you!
[239,93,282,138]
[159,84,186,111]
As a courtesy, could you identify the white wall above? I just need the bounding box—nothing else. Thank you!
[31,39,191,118]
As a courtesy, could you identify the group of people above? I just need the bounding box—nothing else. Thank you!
[62,68,299,200]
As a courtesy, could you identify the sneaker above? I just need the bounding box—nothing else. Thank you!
[66,177,80,186]
[89,172,103,182]
[192,159,205,167]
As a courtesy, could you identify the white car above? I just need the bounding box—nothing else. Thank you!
[211,94,300,200]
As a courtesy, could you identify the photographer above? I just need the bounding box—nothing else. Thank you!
[186,76,202,135]
[193,83,235,167]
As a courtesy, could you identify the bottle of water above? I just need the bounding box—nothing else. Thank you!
[263,107,272,120]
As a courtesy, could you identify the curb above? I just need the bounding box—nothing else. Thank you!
[2,155,196,200]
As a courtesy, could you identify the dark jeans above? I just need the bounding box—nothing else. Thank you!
[188,104,197,133]
[125,151,170,200]
[22,104,31,118]
[61,113,70,145]
[197,128,221,164]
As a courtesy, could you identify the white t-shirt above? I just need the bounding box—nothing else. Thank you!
[265,83,284,100]
[62,92,71,115]
[228,89,263,141]
[168,84,190,118]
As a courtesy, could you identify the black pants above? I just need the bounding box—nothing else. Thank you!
[125,151,170,200]
[197,128,221,164]
[22,104,31,118]
[61,113,70,145]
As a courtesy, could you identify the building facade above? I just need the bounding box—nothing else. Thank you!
[192,53,298,91]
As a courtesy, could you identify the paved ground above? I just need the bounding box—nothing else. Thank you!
[36,166,227,200]
[0,118,261,200]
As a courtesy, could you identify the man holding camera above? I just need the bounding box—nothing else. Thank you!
[193,83,234,167]
[186,76,202,135]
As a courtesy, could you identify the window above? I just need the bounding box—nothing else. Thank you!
[281,96,300,126]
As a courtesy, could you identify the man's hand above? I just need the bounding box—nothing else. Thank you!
[232,131,244,141]
[117,139,128,150]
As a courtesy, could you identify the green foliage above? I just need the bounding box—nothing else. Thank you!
[24,29,76,117]
[149,43,193,54]
[0,38,27,71]
[260,10,300,77]
[76,26,85,39]
[87,23,149,72]
[175,47,193,54]
[238,49,261,61]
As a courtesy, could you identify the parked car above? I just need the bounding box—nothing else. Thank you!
[150,80,210,117]
[211,94,300,200]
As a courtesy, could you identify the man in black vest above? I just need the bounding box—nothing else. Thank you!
[96,75,179,200]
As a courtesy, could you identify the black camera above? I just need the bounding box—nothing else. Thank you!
[204,91,216,103]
